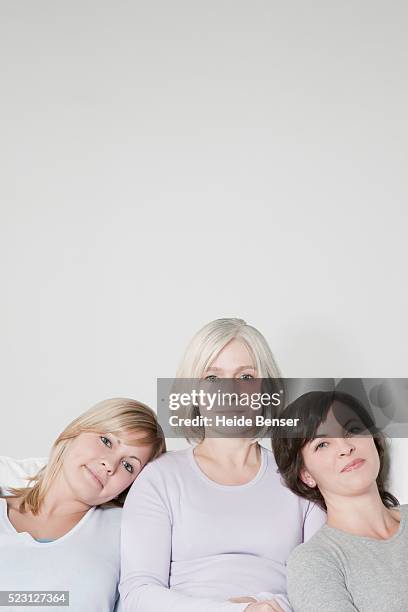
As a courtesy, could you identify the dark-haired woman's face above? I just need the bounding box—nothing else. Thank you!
[300,404,380,503]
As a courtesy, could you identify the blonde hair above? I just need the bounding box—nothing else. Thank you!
[175,318,282,441]
[176,318,281,379]
[5,398,166,514]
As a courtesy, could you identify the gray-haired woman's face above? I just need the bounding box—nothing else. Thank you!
[197,338,263,436]
[202,338,256,381]
[60,431,153,505]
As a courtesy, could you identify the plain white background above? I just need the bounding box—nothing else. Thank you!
[1,2,407,500]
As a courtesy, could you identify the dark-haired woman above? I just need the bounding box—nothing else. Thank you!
[272,391,407,612]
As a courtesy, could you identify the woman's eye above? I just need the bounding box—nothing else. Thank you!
[239,374,254,380]
[100,436,112,448]
[346,426,364,435]
[122,461,134,474]
[315,441,328,450]
[204,375,218,382]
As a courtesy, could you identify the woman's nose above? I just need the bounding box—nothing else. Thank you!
[338,439,355,456]
[101,457,117,474]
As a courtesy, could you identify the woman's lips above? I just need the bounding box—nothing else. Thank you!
[341,458,365,473]
[84,465,104,487]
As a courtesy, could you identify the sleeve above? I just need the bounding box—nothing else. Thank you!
[119,465,249,612]
[250,502,327,611]
[302,501,327,542]
[287,546,358,612]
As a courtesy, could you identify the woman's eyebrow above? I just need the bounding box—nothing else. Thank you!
[205,365,255,373]
[342,418,361,428]
[309,433,328,442]
[115,436,143,464]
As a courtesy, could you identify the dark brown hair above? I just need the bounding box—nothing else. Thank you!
[272,390,399,511]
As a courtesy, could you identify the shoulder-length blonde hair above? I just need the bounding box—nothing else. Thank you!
[4,398,166,514]
[175,318,282,441]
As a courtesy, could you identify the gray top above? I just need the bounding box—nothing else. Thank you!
[287,504,408,611]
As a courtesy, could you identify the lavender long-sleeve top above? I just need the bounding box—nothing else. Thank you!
[120,445,326,612]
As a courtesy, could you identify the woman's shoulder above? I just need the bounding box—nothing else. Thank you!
[398,503,408,516]
[126,449,193,497]
[138,448,192,477]
[94,505,122,520]
[124,449,193,508]
[90,505,122,532]
[289,502,408,568]
[83,506,123,544]
[288,527,336,573]
[395,503,408,537]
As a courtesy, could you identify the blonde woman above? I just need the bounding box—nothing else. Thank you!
[0,398,165,612]
[120,319,326,612]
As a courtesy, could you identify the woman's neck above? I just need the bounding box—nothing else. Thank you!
[193,439,262,485]
[37,476,91,519]
[325,487,400,540]
[195,438,260,468]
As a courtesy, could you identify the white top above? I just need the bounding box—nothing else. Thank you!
[120,446,326,612]
[0,498,122,611]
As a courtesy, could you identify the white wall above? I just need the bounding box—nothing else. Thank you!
[1,1,407,500]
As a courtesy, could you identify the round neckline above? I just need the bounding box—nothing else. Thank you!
[0,497,96,547]
[323,505,407,545]
[188,443,268,490]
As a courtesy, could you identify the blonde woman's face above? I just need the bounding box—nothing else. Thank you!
[61,431,153,506]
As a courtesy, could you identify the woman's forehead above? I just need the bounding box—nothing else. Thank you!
[315,402,365,436]
[114,429,152,447]
[209,338,255,368]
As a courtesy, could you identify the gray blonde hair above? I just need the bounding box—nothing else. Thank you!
[175,318,281,441]
[177,318,281,379]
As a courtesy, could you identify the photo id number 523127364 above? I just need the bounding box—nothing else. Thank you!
[0,591,69,606]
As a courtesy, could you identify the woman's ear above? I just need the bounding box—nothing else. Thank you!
[300,468,317,488]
